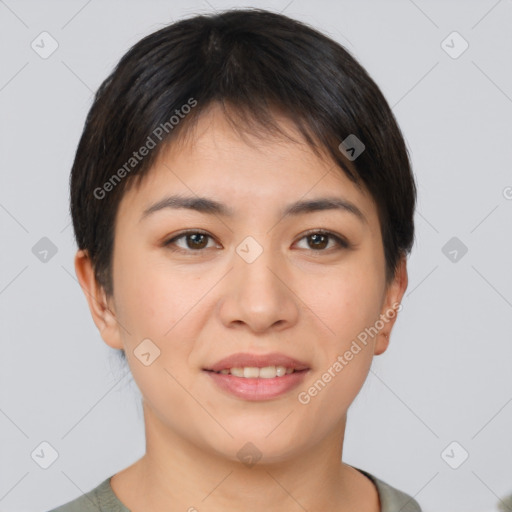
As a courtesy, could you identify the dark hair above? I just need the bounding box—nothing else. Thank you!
[70,7,416,298]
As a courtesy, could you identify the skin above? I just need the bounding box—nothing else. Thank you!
[75,104,408,512]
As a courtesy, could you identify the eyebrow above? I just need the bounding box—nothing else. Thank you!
[139,194,367,224]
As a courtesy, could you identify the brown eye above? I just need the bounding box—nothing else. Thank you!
[308,233,329,250]
[163,230,217,253]
[296,230,350,251]
[184,233,209,249]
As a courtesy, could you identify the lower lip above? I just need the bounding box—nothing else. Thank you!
[205,370,309,401]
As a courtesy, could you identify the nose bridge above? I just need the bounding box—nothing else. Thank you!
[236,232,284,300]
[218,233,299,332]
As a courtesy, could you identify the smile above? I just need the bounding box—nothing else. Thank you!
[203,352,310,400]
[212,366,296,378]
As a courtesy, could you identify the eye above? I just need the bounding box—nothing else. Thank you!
[163,229,351,255]
[295,230,350,251]
[163,230,219,253]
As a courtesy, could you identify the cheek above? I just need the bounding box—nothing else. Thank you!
[295,256,384,410]
[297,285,378,423]
[115,259,204,417]
[113,253,210,393]
[305,260,384,343]
[113,246,201,340]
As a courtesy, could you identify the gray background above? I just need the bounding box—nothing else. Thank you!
[1,0,511,511]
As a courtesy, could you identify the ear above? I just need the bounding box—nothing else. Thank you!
[374,255,408,356]
[74,249,124,350]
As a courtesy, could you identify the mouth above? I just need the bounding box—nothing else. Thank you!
[205,366,305,378]
[204,352,310,373]
[203,352,310,400]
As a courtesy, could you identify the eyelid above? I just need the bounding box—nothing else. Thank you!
[163,229,219,251]
[297,228,351,249]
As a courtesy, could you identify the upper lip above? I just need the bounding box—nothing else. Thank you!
[204,352,310,372]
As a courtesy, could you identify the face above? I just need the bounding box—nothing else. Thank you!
[76,105,407,464]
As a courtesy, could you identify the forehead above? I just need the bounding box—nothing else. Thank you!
[116,106,377,225]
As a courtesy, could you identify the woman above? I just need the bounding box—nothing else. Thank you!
[50,8,420,511]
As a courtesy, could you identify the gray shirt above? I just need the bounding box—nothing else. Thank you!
[47,468,422,512]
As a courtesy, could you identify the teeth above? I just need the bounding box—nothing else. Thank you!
[218,366,295,378]
[243,367,259,378]
[275,366,286,377]
[259,366,278,378]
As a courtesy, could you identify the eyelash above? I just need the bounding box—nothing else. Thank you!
[162,229,351,255]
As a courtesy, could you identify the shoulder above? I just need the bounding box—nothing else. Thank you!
[46,477,129,512]
[356,468,423,512]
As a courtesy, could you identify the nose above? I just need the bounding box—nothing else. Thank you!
[217,239,300,334]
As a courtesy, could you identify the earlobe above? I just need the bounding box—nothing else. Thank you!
[374,256,408,356]
[374,332,389,356]
[74,249,124,350]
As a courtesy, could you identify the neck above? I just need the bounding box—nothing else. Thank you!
[123,402,365,512]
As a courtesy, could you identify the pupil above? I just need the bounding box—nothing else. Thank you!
[189,233,207,249]
[310,234,327,249]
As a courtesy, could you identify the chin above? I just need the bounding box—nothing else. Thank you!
[205,426,311,466]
